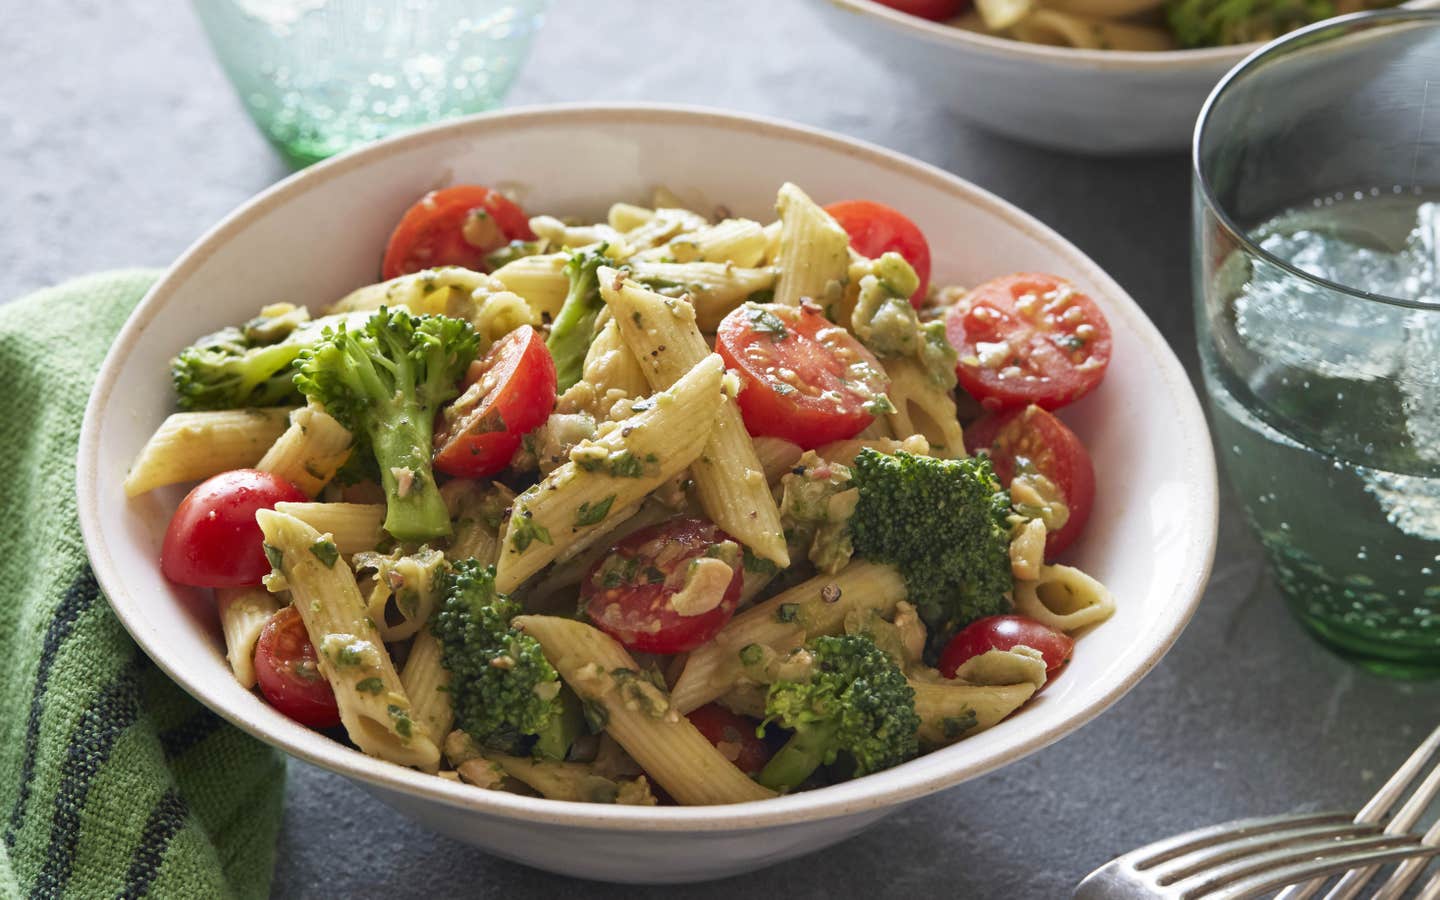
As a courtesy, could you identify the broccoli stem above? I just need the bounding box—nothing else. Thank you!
[546,248,610,392]
[372,414,451,542]
[532,687,585,761]
[758,720,840,792]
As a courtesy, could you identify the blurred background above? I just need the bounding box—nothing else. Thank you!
[5,1,1436,896]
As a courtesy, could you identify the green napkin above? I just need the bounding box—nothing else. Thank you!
[0,271,284,900]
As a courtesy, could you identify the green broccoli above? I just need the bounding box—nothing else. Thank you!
[1166,0,1336,48]
[546,245,617,392]
[171,308,368,411]
[757,634,919,792]
[295,307,478,543]
[432,559,565,756]
[849,449,1013,657]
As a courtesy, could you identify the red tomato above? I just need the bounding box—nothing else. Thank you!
[873,0,968,19]
[687,704,772,777]
[160,469,307,588]
[945,273,1112,412]
[433,325,557,478]
[824,200,932,308]
[254,606,341,728]
[716,302,891,449]
[581,519,744,655]
[380,185,536,279]
[938,615,1075,684]
[965,405,1095,558]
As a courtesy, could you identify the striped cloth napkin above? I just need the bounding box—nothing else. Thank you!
[0,271,283,899]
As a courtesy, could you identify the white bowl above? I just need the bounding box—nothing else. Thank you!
[807,0,1434,155]
[77,104,1218,884]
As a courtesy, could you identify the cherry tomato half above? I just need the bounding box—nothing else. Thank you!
[687,704,773,777]
[873,0,968,19]
[938,615,1075,685]
[254,606,341,728]
[581,519,744,655]
[965,405,1095,558]
[380,185,536,280]
[945,273,1112,412]
[434,325,556,478]
[160,469,307,588]
[824,200,932,308]
[716,302,891,449]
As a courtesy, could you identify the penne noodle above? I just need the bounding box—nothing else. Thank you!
[124,407,294,496]
[602,269,789,567]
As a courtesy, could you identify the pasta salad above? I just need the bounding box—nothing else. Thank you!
[129,182,1116,806]
[871,0,1395,51]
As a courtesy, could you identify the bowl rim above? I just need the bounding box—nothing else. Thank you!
[820,0,1440,68]
[818,0,1251,68]
[77,102,1218,833]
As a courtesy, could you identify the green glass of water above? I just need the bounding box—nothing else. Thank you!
[1194,10,1440,677]
[193,0,547,167]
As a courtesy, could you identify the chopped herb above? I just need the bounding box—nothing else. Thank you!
[511,513,553,552]
[742,548,779,576]
[630,396,655,412]
[574,494,616,527]
[942,709,979,740]
[748,306,789,341]
[309,539,339,568]
[1055,333,1086,352]
[387,704,414,739]
[608,451,645,478]
[746,289,775,304]
[738,643,765,666]
[332,643,364,667]
[644,566,666,584]
[582,698,609,733]
[356,677,384,695]
[862,393,897,416]
[263,544,284,571]
[771,381,798,396]
[776,603,800,624]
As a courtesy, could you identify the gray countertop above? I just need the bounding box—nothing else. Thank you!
[7,1,1439,897]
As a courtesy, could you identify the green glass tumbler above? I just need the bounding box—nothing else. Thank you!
[1194,10,1440,677]
[193,0,546,167]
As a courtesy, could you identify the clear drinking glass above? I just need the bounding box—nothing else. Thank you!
[192,0,547,167]
[1194,9,1440,677]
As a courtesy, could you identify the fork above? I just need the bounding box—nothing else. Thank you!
[1075,723,1440,899]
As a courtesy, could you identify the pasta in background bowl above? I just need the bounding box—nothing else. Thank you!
[808,0,1437,154]
[77,104,1218,883]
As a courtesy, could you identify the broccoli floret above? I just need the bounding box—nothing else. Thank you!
[758,634,919,792]
[295,307,478,542]
[432,559,564,756]
[850,449,1013,657]
[1166,0,1335,48]
[171,309,366,411]
[546,245,617,392]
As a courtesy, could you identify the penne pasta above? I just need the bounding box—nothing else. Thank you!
[124,407,294,496]
[399,629,453,745]
[627,260,778,332]
[257,403,355,497]
[255,509,440,771]
[515,615,774,805]
[273,501,385,555]
[493,355,724,593]
[490,253,570,318]
[669,561,907,713]
[216,585,280,690]
[771,183,851,311]
[910,680,1037,748]
[602,270,789,567]
[327,266,491,316]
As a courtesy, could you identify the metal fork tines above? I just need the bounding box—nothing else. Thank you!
[1077,722,1440,900]
[1075,811,1438,899]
